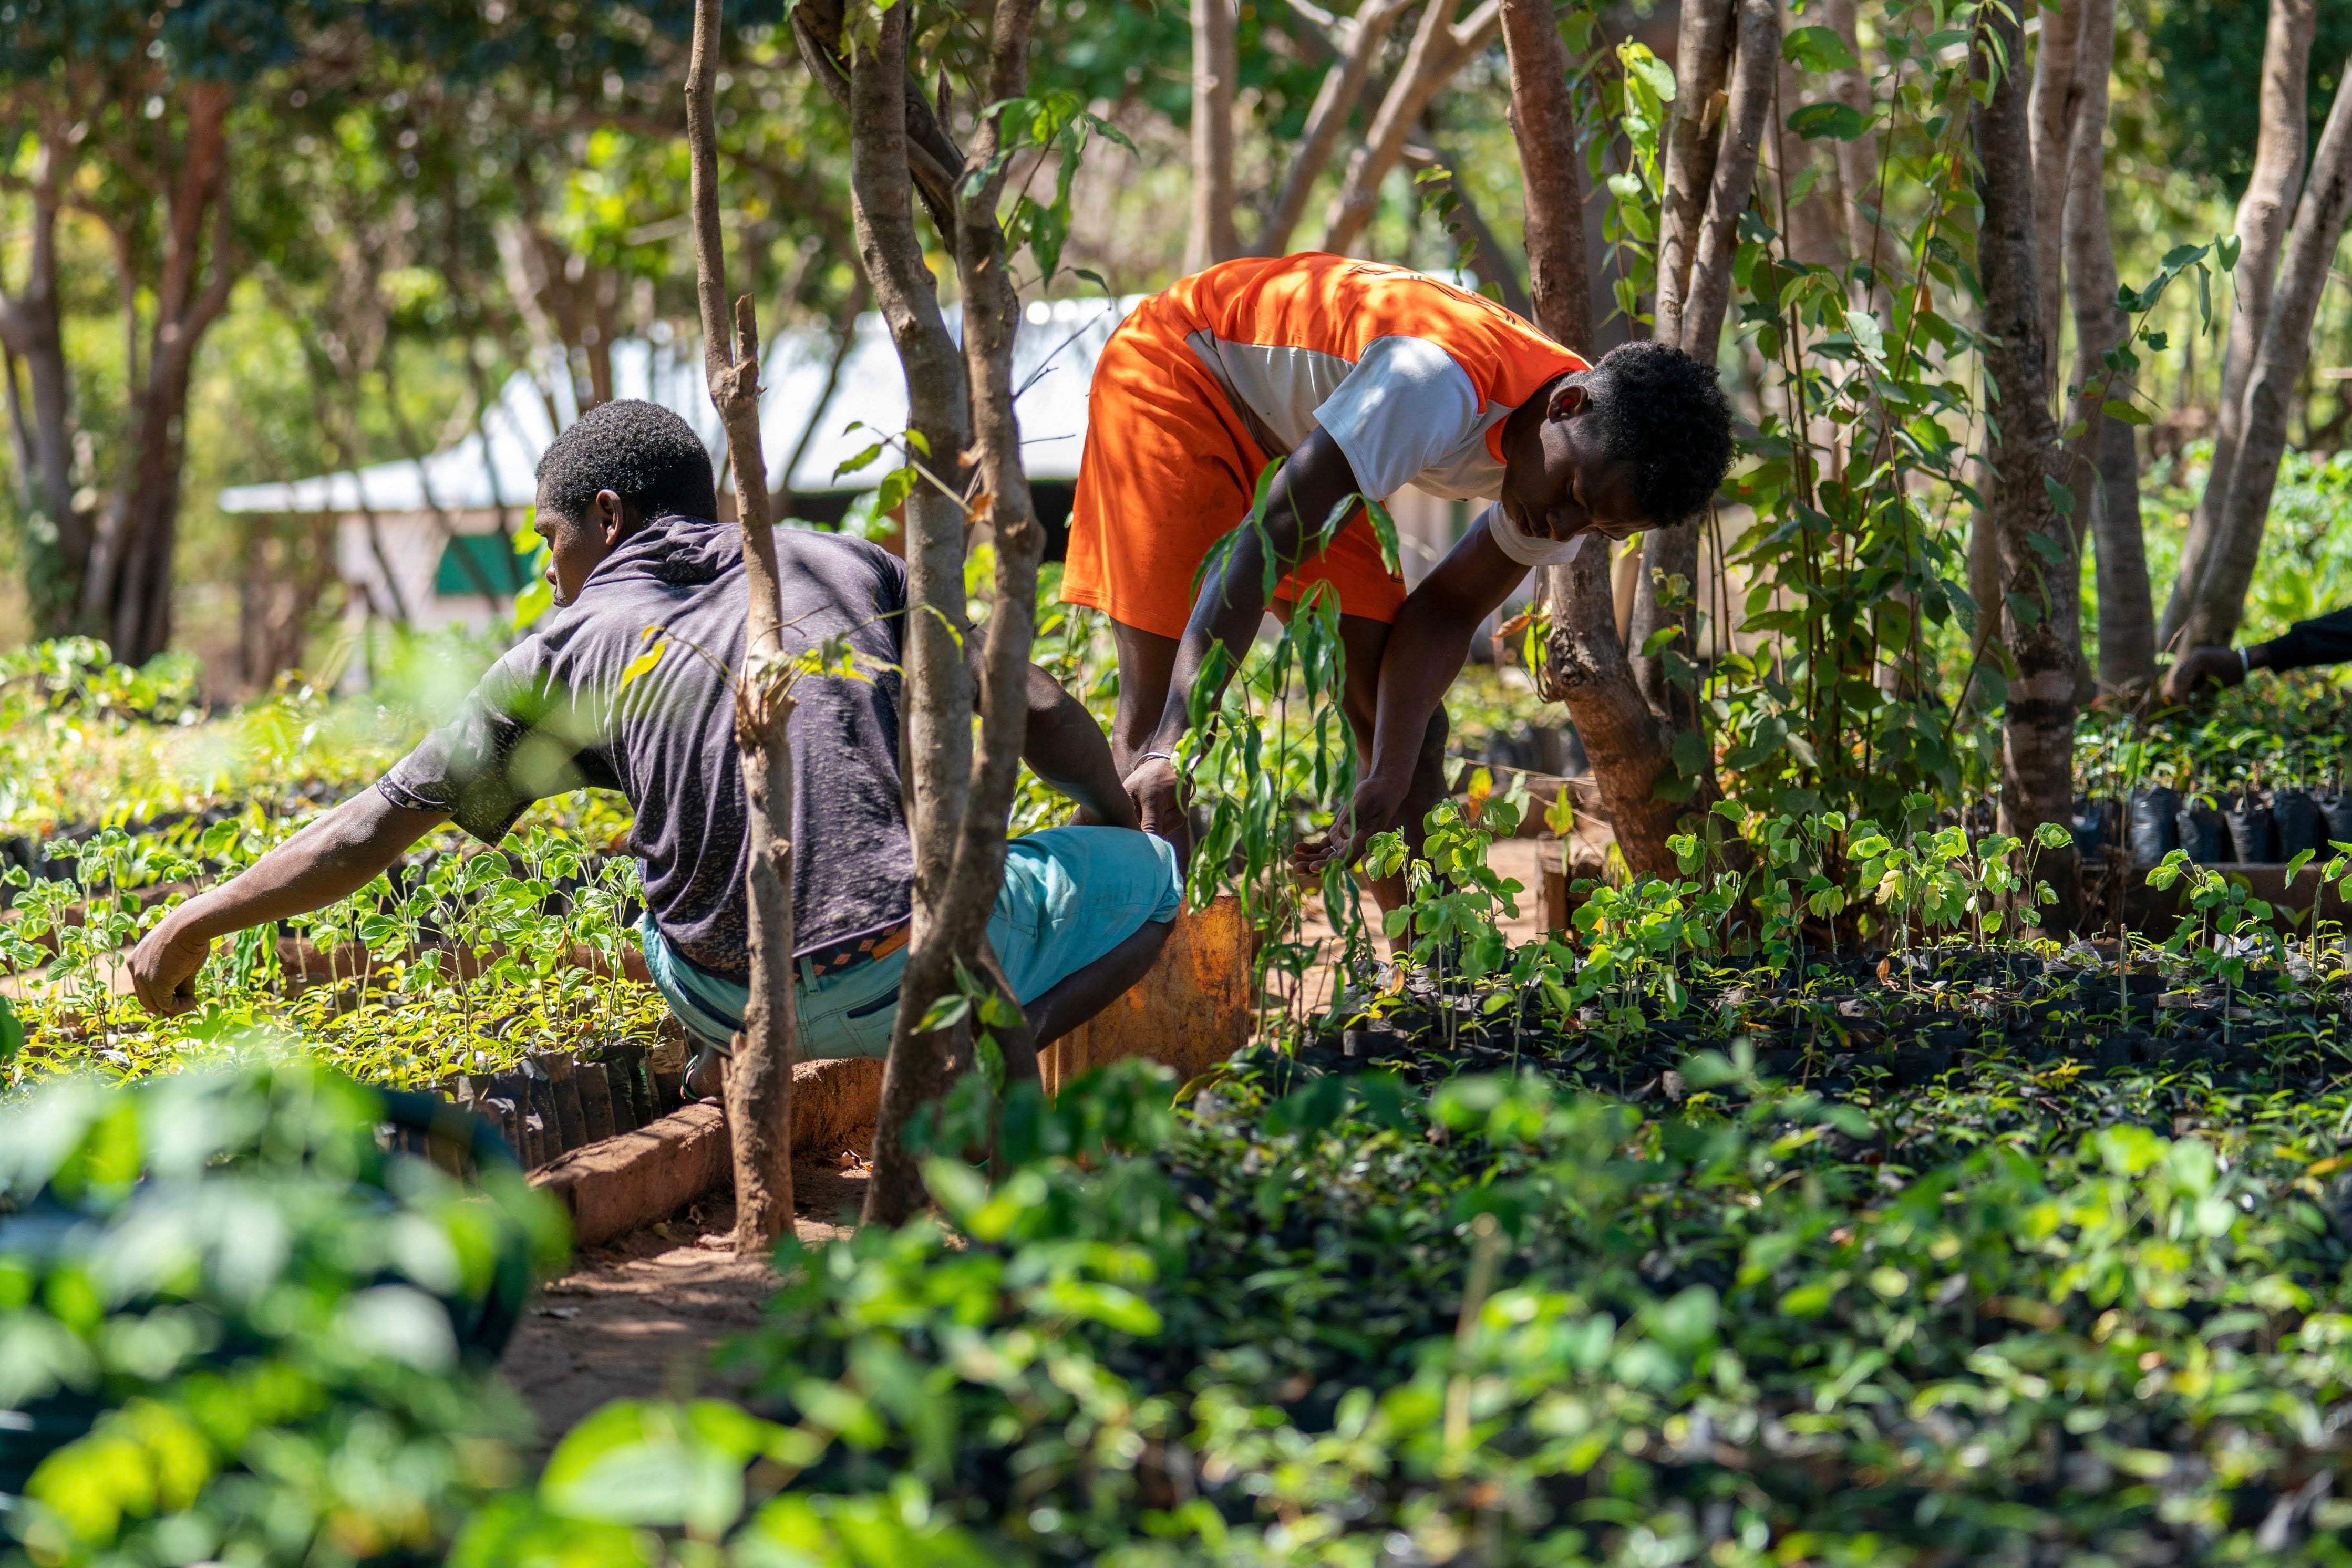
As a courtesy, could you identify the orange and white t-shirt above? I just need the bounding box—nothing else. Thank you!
[1154,254,1590,565]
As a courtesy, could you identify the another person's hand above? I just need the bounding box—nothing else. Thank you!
[1122,754,1187,852]
[128,913,212,1017]
[2162,645,2247,704]
[1292,773,1410,880]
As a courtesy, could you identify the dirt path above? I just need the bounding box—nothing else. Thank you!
[501,1152,871,1455]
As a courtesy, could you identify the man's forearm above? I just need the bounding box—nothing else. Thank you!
[1148,527,1277,754]
[1367,596,1479,795]
[2250,605,2352,674]
[1025,688,1139,828]
[165,788,447,942]
[1147,432,1364,756]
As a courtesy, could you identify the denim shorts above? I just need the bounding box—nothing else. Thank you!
[636,826,1182,1061]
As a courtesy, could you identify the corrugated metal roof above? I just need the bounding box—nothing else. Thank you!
[216,296,1135,516]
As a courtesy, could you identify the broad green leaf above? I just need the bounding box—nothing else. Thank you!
[1788,101,1872,141]
[1782,24,1860,71]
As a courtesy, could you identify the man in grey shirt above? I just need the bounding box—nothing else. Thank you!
[129,401,1180,1085]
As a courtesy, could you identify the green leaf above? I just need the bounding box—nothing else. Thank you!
[1035,1277,1163,1336]
[1363,497,1402,577]
[2101,397,2151,427]
[917,992,972,1034]
[1671,728,1710,779]
[1788,101,1872,141]
[2042,474,2075,515]
[1782,24,1860,71]
[510,577,552,631]
[831,441,886,480]
[540,1400,759,1537]
[1623,43,1677,103]
[0,994,19,1064]
[875,465,919,513]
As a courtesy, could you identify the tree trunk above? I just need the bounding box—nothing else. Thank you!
[0,135,86,631]
[1499,0,1592,351]
[1976,2,2079,929]
[819,0,986,1229]
[688,0,799,1254]
[1261,0,1417,256]
[1632,0,1774,715]
[1189,0,1240,269]
[2057,0,2152,690]
[2027,0,2088,389]
[1321,0,1504,256]
[886,0,1053,1178]
[2184,64,2352,648]
[1505,0,1692,879]
[78,81,239,667]
[2162,0,2316,646]
[1653,0,1737,349]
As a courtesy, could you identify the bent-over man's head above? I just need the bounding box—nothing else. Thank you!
[1498,340,1736,549]
[535,399,720,606]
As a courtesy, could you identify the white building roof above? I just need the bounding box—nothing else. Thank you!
[217,295,1137,517]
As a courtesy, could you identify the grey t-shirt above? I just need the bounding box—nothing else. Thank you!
[376,515,913,977]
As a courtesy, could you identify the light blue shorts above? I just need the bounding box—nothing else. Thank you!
[636,826,1182,1061]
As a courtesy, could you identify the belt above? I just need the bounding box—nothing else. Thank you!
[800,920,911,981]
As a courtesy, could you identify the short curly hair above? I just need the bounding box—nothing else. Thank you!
[1583,340,1736,525]
[535,399,718,524]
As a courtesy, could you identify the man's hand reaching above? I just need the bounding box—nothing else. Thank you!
[1123,754,1189,857]
[128,913,213,1017]
[1292,773,1409,880]
[2162,646,2248,705]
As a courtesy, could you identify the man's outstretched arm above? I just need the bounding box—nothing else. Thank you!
[1311,512,1529,868]
[129,787,450,1015]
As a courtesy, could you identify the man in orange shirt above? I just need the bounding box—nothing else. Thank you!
[1064,253,1735,888]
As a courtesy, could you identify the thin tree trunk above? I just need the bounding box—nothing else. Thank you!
[1976,1,2080,929]
[688,0,798,1253]
[861,0,1047,1228]
[1322,0,1504,256]
[1499,0,1591,349]
[2185,65,2352,648]
[2027,0,2088,389]
[1653,0,1737,349]
[1506,0,1693,878]
[1189,0,1240,268]
[80,83,238,666]
[1633,0,1774,714]
[2163,0,2316,645]
[2058,0,2152,689]
[830,0,984,1230]
[1261,0,1417,256]
[1966,498,2001,670]
[0,133,87,621]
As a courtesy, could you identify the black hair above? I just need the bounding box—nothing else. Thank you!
[1583,339,1736,525]
[534,398,718,524]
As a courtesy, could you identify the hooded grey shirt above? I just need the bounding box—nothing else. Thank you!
[376,515,914,977]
